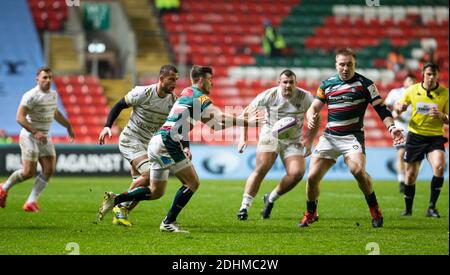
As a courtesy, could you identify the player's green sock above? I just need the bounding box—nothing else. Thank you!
[114,187,150,205]
[164,186,194,224]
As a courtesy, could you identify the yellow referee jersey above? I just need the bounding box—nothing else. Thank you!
[400,83,449,136]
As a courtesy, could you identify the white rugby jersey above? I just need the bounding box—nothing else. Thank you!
[19,85,58,136]
[385,87,412,132]
[123,84,177,142]
[250,86,314,140]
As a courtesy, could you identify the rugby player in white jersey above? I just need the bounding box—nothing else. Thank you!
[236,69,320,220]
[0,67,74,212]
[385,74,417,193]
[98,64,180,226]
[97,65,263,233]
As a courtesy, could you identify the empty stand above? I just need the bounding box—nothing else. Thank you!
[28,0,68,31]
[55,75,112,144]
[161,0,448,146]
[0,0,67,137]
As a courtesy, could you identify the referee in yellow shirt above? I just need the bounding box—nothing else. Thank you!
[395,62,449,218]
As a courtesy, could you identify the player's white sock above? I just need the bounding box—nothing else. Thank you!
[26,173,48,203]
[2,169,24,191]
[397,173,405,183]
[240,193,254,210]
[268,190,280,203]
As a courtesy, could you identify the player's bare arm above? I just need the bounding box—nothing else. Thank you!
[302,113,321,157]
[16,105,47,144]
[201,105,263,130]
[237,105,256,153]
[99,97,130,144]
[306,99,323,130]
[54,109,75,142]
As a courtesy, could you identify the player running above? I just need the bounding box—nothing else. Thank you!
[98,64,179,226]
[236,69,320,220]
[97,65,262,233]
[298,48,404,228]
[0,67,74,212]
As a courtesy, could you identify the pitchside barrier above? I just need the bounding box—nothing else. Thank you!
[0,144,448,180]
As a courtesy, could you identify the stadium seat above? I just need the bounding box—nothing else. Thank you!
[292,68,306,80]
[27,0,68,32]
[435,7,449,23]
[259,67,277,80]
[161,0,448,146]
[379,70,396,85]
[54,75,109,143]
[332,5,349,19]
[348,5,364,20]
[391,6,407,22]
[305,68,321,83]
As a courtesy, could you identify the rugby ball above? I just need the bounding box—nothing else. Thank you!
[271,117,298,139]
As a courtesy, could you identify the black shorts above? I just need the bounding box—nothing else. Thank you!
[404,132,448,163]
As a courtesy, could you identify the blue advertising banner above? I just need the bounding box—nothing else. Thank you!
[190,145,449,181]
[0,144,448,179]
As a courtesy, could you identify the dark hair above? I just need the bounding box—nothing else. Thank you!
[279,69,296,79]
[336,47,356,60]
[36,66,52,76]
[190,65,213,83]
[423,62,439,72]
[159,64,178,76]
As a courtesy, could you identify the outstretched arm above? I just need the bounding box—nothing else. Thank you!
[201,105,262,131]
[237,105,255,153]
[54,109,75,142]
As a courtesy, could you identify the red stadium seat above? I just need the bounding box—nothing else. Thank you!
[28,0,68,31]
[47,19,61,31]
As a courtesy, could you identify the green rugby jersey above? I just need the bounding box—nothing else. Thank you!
[158,86,212,142]
[316,72,382,137]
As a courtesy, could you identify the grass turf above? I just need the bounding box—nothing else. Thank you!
[0,177,447,255]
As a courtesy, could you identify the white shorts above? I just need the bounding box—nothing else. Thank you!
[312,132,365,161]
[118,131,148,162]
[119,132,170,181]
[150,169,170,181]
[19,133,56,161]
[148,134,192,174]
[257,127,305,160]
